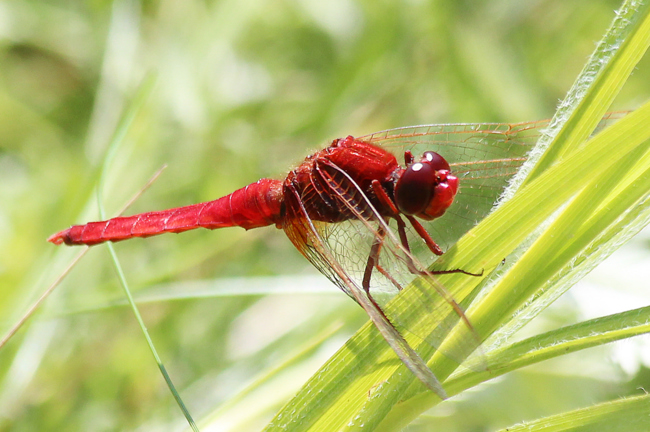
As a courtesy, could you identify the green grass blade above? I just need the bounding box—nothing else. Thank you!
[496,394,650,432]
[94,77,199,432]
[449,305,650,393]
[490,138,650,341]
[101,241,199,432]
[383,304,650,428]
[525,0,650,181]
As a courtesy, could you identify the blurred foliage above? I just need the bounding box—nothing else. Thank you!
[0,0,649,431]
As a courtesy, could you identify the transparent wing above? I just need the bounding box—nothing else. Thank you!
[360,114,625,255]
[307,216,481,365]
[362,121,544,254]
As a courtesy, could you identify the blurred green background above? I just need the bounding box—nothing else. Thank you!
[1,0,649,430]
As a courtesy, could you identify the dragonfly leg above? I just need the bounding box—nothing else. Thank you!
[375,263,405,291]
[364,176,479,352]
[404,215,443,256]
[404,215,483,277]
[371,179,400,216]
[426,267,483,277]
[371,180,414,254]
[361,229,383,292]
[393,213,412,252]
[362,224,406,295]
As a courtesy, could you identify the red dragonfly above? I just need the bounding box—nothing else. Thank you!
[47,119,564,398]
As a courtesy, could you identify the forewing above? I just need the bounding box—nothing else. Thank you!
[361,114,625,254]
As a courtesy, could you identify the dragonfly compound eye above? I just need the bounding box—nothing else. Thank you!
[422,151,450,172]
[394,152,458,220]
[395,162,435,215]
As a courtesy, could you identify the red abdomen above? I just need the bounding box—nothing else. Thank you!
[48,179,284,246]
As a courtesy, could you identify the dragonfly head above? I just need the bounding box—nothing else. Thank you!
[394,151,458,220]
